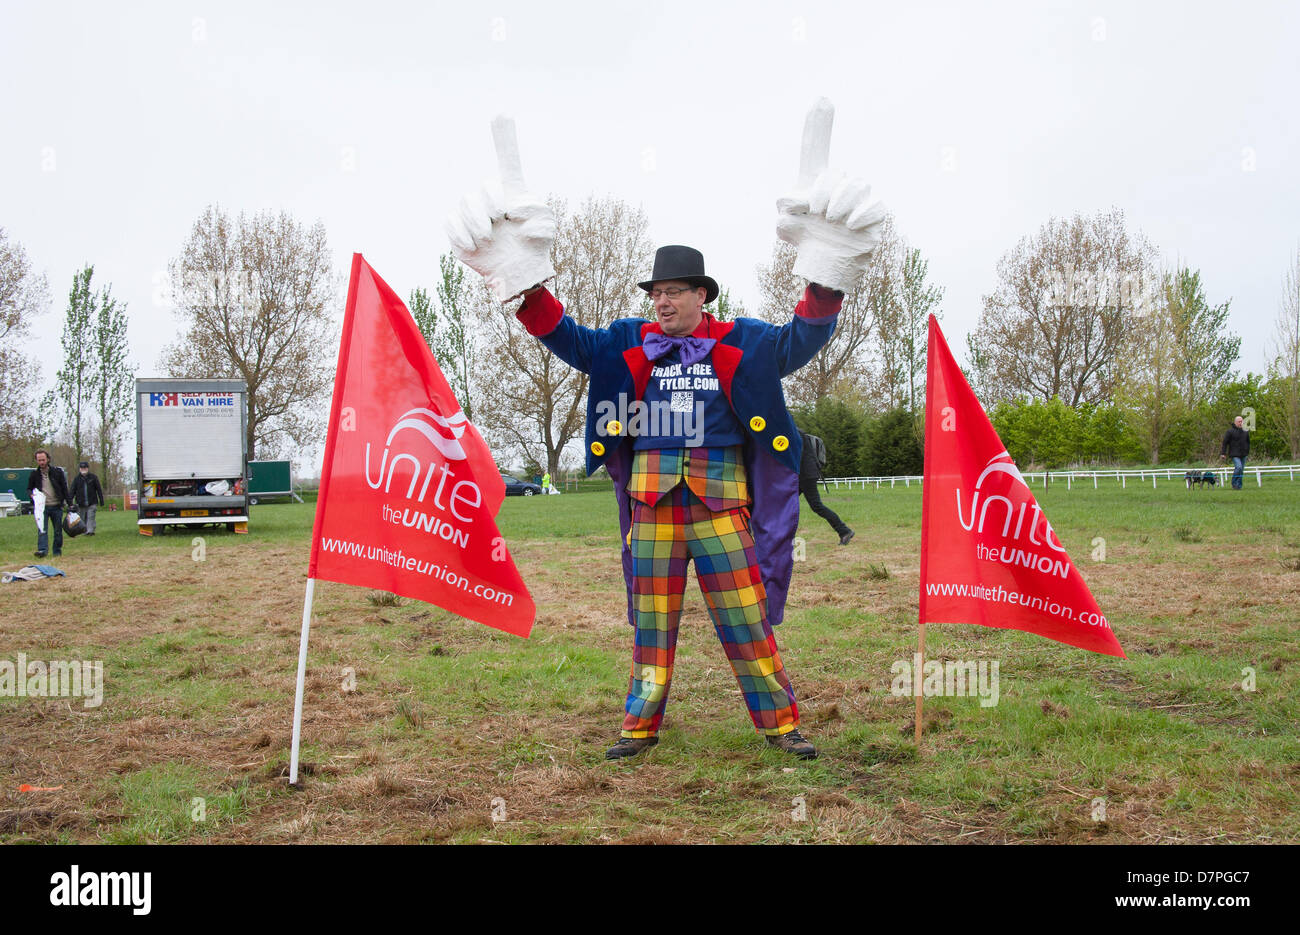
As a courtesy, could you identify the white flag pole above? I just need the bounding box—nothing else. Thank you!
[914,622,926,747]
[289,577,317,785]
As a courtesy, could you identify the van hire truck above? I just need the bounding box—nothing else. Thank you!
[136,378,251,535]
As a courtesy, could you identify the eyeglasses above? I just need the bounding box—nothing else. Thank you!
[648,286,699,300]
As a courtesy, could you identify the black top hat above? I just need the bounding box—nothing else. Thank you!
[638,245,719,304]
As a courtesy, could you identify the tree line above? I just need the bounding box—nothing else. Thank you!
[0,208,336,490]
[965,209,1299,468]
[796,211,1300,475]
[1,228,134,491]
[5,201,1297,487]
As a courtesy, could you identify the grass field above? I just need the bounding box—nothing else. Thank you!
[1,480,1298,844]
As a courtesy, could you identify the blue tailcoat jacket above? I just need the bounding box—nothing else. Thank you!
[517,285,841,626]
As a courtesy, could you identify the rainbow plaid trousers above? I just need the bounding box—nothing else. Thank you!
[620,483,800,739]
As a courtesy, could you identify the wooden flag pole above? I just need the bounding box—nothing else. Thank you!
[914,622,926,746]
[288,578,316,786]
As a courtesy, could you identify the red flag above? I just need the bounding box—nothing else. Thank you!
[920,315,1123,657]
[308,254,534,637]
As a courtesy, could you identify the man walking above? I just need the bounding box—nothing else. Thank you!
[70,460,105,535]
[798,431,854,545]
[1220,415,1250,490]
[447,103,885,761]
[26,449,70,558]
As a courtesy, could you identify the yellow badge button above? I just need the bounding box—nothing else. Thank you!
[607,419,622,436]
[772,434,789,452]
[591,441,606,456]
[749,415,766,432]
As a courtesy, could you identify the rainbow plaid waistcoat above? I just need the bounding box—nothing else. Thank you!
[626,445,749,511]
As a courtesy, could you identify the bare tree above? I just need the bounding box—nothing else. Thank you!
[713,286,743,321]
[971,208,1159,406]
[1115,276,1182,463]
[410,255,478,420]
[409,286,437,350]
[92,281,133,492]
[56,266,97,460]
[435,252,477,421]
[890,243,945,418]
[1268,245,1300,459]
[473,196,652,476]
[0,228,50,459]
[1165,265,1239,406]
[755,214,899,408]
[162,206,336,459]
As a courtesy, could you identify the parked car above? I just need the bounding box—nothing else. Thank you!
[0,491,22,517]
[501,474,543,496]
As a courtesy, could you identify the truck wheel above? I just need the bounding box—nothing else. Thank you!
[249,497,259,506]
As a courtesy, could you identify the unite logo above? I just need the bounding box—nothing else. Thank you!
[957,451,1071,578]
[386,407,470,461]
[364,407,483,524]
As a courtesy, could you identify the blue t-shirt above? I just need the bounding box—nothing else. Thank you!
[633,349,744,450]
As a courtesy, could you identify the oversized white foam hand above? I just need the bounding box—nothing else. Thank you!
[775,98,887,293]
[445,116,556,303]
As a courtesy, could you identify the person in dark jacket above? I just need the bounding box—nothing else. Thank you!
[70,461,105,535]
[1220,415,1250,490]
[799,431,854,545]
[26,449,70,557]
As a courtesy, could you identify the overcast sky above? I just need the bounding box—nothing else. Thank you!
[4,0,1298,453]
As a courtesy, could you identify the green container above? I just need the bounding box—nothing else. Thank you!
[0,468,31,506]
[248,460,292,496]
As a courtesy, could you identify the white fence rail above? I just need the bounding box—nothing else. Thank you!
[824,464,1300,490]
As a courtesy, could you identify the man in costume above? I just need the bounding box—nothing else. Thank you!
[447,102,885,760]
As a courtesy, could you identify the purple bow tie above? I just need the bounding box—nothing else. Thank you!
[643,332,716,368]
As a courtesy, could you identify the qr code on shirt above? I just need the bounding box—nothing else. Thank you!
[670,391,694,413]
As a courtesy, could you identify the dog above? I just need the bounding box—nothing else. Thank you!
[1184,470,1218,489]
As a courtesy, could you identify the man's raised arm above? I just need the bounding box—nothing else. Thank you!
[445,115,556,304]
[771,98,886,372]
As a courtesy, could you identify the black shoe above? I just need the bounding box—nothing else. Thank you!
[838,529,855,546]
[605,736,658,760]
[34,551,47,558]
[767,729,818,759]
[53,551,62,557]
